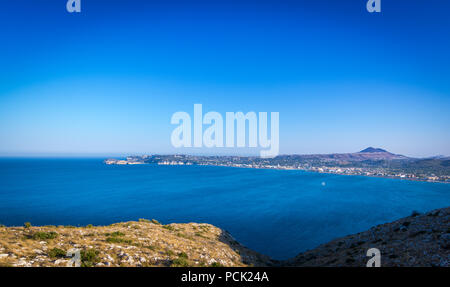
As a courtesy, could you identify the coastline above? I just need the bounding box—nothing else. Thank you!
[105,160,450,184]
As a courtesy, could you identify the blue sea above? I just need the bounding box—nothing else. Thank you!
[0,158,449,260]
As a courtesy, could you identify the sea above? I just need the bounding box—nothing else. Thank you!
[0,158,449,260]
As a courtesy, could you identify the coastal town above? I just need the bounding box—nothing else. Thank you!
[105,148,450,183]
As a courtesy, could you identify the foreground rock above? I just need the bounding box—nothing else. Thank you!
[0,220,272,267]
[0,207,448,267]
[284,207,449,267]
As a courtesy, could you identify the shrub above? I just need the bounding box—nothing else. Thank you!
[86,224,94,228]
[162,225,175,231]
[171,257,189,267]
[110,231,125,237]
[105,231,125,237]
[48,248,66,258]
[199,225,210,231]
[210,262,224,267]
[106,237,132,244]
[24,222,31,228]
[138,218,150,223]
[194,232,206,238]
[32,231,58,240]
[176,233,191,239]
[151,219,161,225]
[165,250,175,257]
[80,249,100,267]
[178,252,188,259]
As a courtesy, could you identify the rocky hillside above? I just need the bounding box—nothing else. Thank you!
[0,207,448,267]
[284,207,449,267]
[0,219,271,267]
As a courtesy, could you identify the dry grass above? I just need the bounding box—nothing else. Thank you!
[0,221,271,267]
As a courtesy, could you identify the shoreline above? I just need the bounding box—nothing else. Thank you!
[105,161,450,184]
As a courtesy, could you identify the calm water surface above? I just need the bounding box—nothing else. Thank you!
[0,158,449,259]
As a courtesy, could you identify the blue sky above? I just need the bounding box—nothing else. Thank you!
[0,0,449,157]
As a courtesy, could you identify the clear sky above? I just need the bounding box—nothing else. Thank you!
[0,0,449,158]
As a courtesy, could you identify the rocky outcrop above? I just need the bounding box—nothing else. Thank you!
[0,220,271,267]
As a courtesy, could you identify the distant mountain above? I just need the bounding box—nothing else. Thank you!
[279,148,409,161]
[351,147,408,160]
[359,147,387,153]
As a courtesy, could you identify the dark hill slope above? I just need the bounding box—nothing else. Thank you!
[282,207,450,267]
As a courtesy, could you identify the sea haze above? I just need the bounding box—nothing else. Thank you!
[0,158,449,260]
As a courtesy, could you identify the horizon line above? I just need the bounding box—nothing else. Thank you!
[0,151,448,159]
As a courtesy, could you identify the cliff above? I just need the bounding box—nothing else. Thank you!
[0,220,271,267]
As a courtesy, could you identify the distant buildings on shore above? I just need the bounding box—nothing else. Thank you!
[104,154,450,184]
